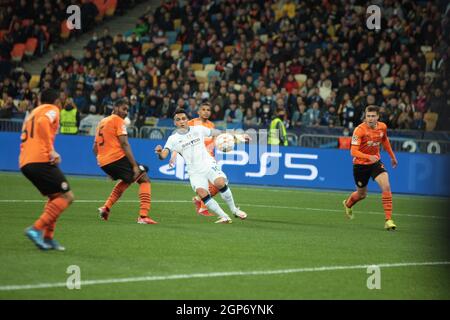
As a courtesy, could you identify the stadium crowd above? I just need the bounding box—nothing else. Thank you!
[0,0,449,132]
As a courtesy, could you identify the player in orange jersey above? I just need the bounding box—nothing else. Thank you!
[169,102,219,217]
[343,105,398,230]
[94,99,157,224]
[20,89,75,251]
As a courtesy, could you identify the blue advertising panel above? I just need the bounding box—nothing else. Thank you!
[1,132,449,196]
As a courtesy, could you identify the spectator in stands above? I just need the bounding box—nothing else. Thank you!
[338,93,355,129]
[244,108,258,127]
[60,98,80,135]
[102,91,119,116]
[224,102,243,127]
[397,104,414,129]
[412,111,425,130]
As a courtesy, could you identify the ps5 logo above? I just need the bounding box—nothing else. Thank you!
[159,150,319,181]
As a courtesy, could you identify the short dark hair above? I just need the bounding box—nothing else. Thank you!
[365,105,380,114]
[173,108,188,118]
[40,89,59,104]
[114,98,128,108]
[199,102,211,109]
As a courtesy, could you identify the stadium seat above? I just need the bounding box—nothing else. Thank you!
[105,0,117,17]
[144,117,158,126]
[383,77,394,87]
[208,70,221,81]
[165,31,178,45]
[425,51,435,65]
[252,21,261,34]
[274,9,283,21]
[191,63,204,71]
[11,43,25,62]
[319,86,331,101]
[142,43,152,54]
[123,30,133,38]
[140,36,150,43]
[295,74,307,85]
[224,45,234,54]
[29,75,41,89]
[194,70,208,83]
[170,43,181,51]
[25,38,38,57]
[259,34,268,43]
[202,57,212,65]
[420,45,432,55]
[60,20,71,40]
[423,112,438,131]
[360,63,369,71]
[204,64,216,72]
[182,44,191,52]
[173,19,181,31]
[119,54,130,61]
[171,50,180,59]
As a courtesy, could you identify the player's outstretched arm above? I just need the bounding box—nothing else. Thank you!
[155,145,170,160]
[169,151,177,167]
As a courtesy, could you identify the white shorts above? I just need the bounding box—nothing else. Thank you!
[189,164,227,192]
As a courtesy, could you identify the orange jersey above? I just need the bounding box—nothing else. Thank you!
[95,114,127,167]
[351,121,388,165]
[188,118,215,156]
[19,104,60,168]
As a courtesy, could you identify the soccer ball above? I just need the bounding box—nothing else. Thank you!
[215,133,235,152]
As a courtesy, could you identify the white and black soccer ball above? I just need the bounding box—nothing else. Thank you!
[215,133,235,152]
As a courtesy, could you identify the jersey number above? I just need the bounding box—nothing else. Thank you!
[98,126,105,146]
[20,116,35,142]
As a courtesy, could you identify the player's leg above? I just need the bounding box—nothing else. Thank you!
[191,174,231,223]
[212,176,247,220]
[136,173,157,224]
[22,163,74,250]
[41,190,74,250]
[343,164,370,219]
[100,180,130,219]
[192,183,216,216]
[373,170,396,230]
[99,157,133,220]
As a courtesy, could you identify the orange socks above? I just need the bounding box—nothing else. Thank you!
[199,184,220,209]
[138,182,151,217]
[382,191,393,220]
[34,197,70,231]
[104,181,130,211]
[208,184,219,197]
[345,191,362,208]
[44,222,56,240]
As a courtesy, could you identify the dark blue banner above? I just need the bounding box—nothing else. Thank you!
[1,132,448,196]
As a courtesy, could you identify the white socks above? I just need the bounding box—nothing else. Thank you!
[220,187,237,214]
[204,198,229,219]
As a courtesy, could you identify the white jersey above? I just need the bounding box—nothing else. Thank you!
[164,126,215,174]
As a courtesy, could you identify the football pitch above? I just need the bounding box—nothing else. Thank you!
[0,172,448,299]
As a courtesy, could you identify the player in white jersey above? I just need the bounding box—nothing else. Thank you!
[155,108,248,224]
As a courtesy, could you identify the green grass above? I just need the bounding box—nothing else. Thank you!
[0,172,449,299]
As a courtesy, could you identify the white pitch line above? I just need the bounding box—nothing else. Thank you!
[0,199,446,220]
[0,261,448,292]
